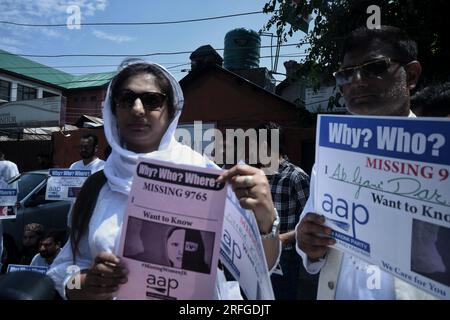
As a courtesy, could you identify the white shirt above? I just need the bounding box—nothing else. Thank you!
[69,158,105,174]
[0,160,19,187]
[30,253,51,268]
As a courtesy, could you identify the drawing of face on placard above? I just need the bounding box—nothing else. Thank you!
[124,217,214,274]
[166,228,185,268]
[166,227,211,273]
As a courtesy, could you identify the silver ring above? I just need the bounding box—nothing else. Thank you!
[243,175,253,188]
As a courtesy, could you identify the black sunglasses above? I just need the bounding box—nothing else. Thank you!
[333,58,403,86]
[116,90,167,111]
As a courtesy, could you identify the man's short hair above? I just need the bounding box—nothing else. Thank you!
[81,133,99,147]
[42,229,63,244]
[342,26,418,63]
[255,122,285,155]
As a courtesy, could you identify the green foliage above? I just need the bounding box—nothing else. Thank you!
[263,0,450,88]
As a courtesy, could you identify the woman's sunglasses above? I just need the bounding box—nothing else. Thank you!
[333,58,403,86]
[116,90,166,111]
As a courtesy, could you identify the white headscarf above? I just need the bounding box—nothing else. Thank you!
[102,60,211,195]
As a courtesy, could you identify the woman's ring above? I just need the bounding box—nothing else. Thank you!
[243,175,253,188]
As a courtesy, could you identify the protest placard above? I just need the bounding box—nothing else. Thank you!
[117,158,227,300]
[0,188,17,220]
[219,186,275,300]
[7,264,49,275]
[316,115,450,299]
[45,169,90,201]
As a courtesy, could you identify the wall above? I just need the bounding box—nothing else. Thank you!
[278,79,307,107]
[179,69,316,170]
[64,88,107,125]
[180,70,299,129]
[0,140,52,172]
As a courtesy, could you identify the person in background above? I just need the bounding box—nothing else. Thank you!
[254,122,315,300]
[69,134,105,174]
[411,82,450,117]
[0,150,19,186]
[36,153,53,170]
[296,26,436,299]
[0,151,19,267]
[20,223,44,265]
[30,230,62,268]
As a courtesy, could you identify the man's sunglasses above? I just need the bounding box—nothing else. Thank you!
[333,58,403,86]
[116,90,167,111]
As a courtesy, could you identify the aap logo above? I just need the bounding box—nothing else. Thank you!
[146,274,179,299]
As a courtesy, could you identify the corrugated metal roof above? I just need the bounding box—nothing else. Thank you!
[74,114,104,128]
[0,49,114,89]
[60,72,115,89]
[0,49,73,86]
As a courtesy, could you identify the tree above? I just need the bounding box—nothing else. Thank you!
[263,0,450,88]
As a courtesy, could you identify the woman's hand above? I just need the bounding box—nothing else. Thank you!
[217,164,280,269]
[217,164,276,233]
[66,252,128,300]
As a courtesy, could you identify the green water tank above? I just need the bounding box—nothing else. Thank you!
[223,28,261,70]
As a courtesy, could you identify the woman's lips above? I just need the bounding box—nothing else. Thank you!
[128,123,148,130]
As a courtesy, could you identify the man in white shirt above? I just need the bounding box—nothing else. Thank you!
[0,150,19,187]
[295,26,434,299]
[69,134,105,173]
[0,150,19,266]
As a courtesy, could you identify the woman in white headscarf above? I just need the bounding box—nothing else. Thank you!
[47,60,280,300]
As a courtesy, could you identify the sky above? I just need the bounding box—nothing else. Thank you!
[0,0,311,82]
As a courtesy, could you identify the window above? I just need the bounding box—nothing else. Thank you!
[17,84,37,101]
[43,91,58,98]
[0,80,11,102]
